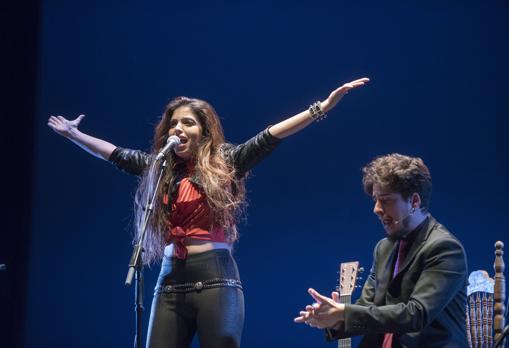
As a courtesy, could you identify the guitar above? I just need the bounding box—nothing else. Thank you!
[337,261,363,348]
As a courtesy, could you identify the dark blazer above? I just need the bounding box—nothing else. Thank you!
[327,216,468,348]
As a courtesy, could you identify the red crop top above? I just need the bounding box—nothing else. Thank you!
[163,177,226,259]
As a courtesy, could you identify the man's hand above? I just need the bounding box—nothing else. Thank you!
[294,288,346,329]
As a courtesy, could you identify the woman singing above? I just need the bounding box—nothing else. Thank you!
[47,77,368,348]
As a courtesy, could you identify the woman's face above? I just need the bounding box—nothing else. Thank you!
[168,106,204,160]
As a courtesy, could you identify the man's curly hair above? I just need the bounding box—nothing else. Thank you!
[362,153,432,211]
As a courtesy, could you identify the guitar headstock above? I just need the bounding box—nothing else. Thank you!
[338,261,362,297]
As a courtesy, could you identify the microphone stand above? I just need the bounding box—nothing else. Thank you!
[125,158,168,348]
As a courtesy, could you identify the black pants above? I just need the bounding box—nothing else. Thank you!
[146,249,244,348]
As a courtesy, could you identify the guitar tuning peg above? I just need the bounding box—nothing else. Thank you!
[358,267,365,274]
[355,285,362,288]
[357,276,363,281]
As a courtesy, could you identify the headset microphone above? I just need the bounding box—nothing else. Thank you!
[394,207,416,225]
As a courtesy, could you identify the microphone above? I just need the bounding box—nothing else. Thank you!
[156,136,181,161]
[394,208,415,225]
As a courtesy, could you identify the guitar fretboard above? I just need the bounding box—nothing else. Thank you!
[338,295,351,348]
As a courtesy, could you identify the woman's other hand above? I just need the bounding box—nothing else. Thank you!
[47,114,85,138]
[321,77,370,113]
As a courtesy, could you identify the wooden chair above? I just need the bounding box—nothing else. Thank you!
[466,241,506,348]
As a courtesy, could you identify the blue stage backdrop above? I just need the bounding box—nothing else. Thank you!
[27,1,507,347]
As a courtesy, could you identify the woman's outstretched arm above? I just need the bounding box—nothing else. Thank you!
[268,77,369,139]
[47,114,116,160]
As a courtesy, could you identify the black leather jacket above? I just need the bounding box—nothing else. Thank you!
[108,128,281,179]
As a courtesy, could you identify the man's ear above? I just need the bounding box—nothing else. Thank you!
[411,192,422,210]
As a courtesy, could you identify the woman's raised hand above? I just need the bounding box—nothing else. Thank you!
[321,77,370,113]
[47,114,85,138]
[47,114,116,160]
[267,77,370,139]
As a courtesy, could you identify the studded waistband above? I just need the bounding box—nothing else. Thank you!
[154,278,243,294]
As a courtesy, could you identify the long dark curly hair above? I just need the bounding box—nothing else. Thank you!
[134,97,246,265]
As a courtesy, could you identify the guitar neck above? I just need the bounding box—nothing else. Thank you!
[339,295,351,305]
[338,338,352,348]
[338,294,352,348]
[337,261,361,348]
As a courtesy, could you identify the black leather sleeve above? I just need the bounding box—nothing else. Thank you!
[108,147,152,176]
[108,128,280,178]
[221,128,281,178]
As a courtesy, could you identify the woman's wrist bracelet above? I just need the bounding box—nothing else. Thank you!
[309,101,327,122]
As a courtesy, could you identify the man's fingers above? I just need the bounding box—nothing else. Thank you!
[294,308,315,323]
[308,288,333,305]
[294,315,306,323]
[331,291,340,302]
